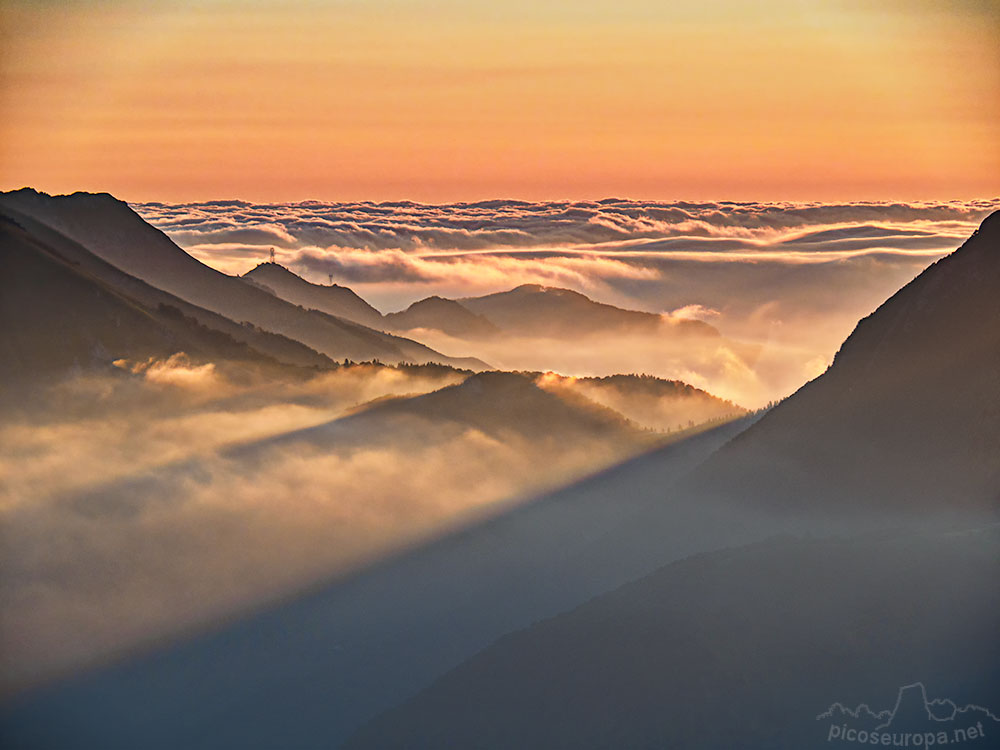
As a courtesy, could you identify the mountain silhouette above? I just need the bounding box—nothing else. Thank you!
[0,211,333,373]
[686,210,1000,511]
[0,189,485,369]
[0,215,313,381]
[243,264,712,342]
[460,283,720,338]
[242,266,500,339]
[356,370,641,441]
[220,370,651,458]
[242,262,384,328]
[384,296,500,338]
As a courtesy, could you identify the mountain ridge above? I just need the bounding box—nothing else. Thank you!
[242,262,385,328]
[0,189,485,369]
[684,209,1000,511]
[459,283,720,338]
[0,215,313,382]
[0,209,335,371]
[383,296,500,338]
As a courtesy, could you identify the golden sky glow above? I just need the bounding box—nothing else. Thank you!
[1,0,998,201]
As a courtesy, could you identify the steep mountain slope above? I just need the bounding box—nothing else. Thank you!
[687,210,1000,511]
[0,211,333,370]
[384,296,500,338]
[345,526,1000,749]
[460,283,719,337]
[242,263,500,339]
[0,190,483,368]
[0,216,297,381]
[242,262,384,328]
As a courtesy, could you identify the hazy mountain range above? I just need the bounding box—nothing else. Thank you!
[0,190,485,370]
[243,260,719,341]
[0,191,996,749]
[0,188,746,701]
[0,213,332,377]
[1,188,730,378]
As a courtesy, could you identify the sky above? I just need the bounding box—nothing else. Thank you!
[2,0,998,202]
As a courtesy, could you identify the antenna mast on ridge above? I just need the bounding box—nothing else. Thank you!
[328,274,333,285]
[269,247,276,263]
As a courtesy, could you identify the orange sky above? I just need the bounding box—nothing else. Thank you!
[1,0,998,202]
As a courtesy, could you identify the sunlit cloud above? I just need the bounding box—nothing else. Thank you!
[134,197,995,311]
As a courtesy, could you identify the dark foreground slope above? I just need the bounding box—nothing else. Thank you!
[0,190,483,368]
[0,417,755,750]
[342,212,1000,749]
[688,210,1000,511]
[346,526,1000,749]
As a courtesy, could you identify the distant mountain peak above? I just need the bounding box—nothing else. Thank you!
[461,283,720,338]
[404,295,452,308]
[6,187,123,207]
[242,261,385,327]
[244,261,359,293]
[386,296,500,338]
[509,283,583,298]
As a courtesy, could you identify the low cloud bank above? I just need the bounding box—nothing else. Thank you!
[135,199,997,261]
[132,199,996,296]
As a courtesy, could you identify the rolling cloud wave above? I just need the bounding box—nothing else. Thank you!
[137,198,997,253]
[133,198,998,295]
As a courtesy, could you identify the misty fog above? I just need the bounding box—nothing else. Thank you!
[0,358,704,693]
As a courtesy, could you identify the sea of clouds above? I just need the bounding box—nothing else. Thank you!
[135,198,999,404]
[134,198,998,298]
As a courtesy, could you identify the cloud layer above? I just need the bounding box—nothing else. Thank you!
[134,199,998,406]
[133,199,997,310]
